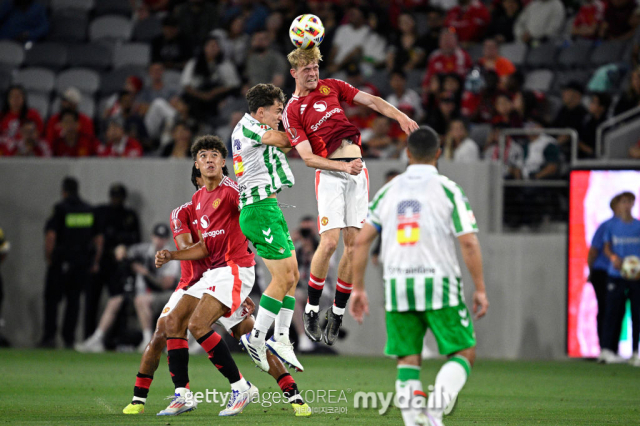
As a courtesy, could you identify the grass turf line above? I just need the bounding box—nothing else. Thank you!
[1,349,640,425]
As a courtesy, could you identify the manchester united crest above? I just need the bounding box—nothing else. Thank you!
[212,198,221,209]
[321,217,329,226]
[319,86,330,95]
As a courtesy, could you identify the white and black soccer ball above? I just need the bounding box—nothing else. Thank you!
[289,14,325,50]
[621,255,640,281]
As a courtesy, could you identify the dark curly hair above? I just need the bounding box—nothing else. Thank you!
[246,84,286,114]
[191,135,229,176]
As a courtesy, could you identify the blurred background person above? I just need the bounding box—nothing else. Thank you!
[51,110,98,157]
[160,121,193,158]
[11,120,50,157]
[39,178,101,349]
[0,85,43,140]
[45,88,94,147]
[0,0,48,42]
[84,184,140,340]
[443,119,480,162]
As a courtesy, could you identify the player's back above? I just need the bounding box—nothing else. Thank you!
[191,177,255,270]
[368,164,478,311]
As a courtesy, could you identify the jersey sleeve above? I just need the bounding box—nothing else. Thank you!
[329,79,359,105]
[366,183,393,233]
[283,102,309,147]
[240,119,269,147]
[171,205,191,238]
[441,180,478,236]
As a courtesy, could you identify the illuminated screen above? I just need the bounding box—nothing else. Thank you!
[568,170,640,358]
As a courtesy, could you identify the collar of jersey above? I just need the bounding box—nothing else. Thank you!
[406,164,438,175]
[243,113,271,130]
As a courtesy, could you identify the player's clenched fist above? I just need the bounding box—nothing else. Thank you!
[155,250,172,268]
[344,158,363,176]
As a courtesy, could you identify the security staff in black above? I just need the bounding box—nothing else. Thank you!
[40,177,101,348]
[84,183,140,338]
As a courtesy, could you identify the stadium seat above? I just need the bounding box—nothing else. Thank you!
[552,69,592,95]
[132,17,163,42]
[590,40,628,67]
[51,0,94,12]
[13,68,56,94]
[24,42,68,71]
[525,41,557,69]
[467,43,484,63]
[499,42,527,67]
[0,68,12,93]
[48,13,88,42]
[27,92,50,120]
[0,41,24,68]
[524,69,554,92]
[51,95,96,119]
[89,15,133,42]
[93,0,132,17]
[469,123,491,147]
[100,65,146,95]
[56,68,101,95]
[163,69,182,92]
[556,39,592,69]
[68,43,112,71]
[406,69,424,92]
[366,69,391,98]
[113,43,150,68]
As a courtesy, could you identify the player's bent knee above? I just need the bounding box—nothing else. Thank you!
[453,346,476,367]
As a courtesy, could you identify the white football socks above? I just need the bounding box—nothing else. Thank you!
[427,356,469,419]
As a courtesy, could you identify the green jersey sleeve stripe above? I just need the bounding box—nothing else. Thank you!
[442,184,463,233]
[242,125,263,145]
[369,185,392,212]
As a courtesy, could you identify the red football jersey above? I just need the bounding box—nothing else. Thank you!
[170,201,209,291]
[191,176,255,270]
[283,78,361,158]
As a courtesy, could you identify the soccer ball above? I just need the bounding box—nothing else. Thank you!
[621,255,640,281]
[289,14,324,50]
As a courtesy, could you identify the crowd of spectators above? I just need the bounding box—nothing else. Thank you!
[1,0,640,164]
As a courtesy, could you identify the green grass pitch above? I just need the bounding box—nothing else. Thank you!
[2,349,640,425]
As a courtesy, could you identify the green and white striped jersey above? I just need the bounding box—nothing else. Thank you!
[231,113,295,209]
[366,164,478,312]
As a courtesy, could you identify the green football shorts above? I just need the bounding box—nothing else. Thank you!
[239,198,295,260]
[385,304,476,357]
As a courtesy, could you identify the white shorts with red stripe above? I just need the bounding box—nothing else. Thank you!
[184,264,255,331]
[315,161,369,234]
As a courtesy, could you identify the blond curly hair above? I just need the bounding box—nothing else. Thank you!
[287,47,323,70]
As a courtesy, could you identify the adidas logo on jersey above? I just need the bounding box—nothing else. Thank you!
[196,202,201,210]
[300,104,307,115]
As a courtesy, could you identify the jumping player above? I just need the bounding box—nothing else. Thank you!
[349,127,489,426]
[282,46,419,345]
[231,83,303,373]
[126,163,310,416]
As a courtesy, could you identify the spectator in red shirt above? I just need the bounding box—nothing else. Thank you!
[422,28,472,93]
[492,92,524,127]
[45,88,95,147]
[13,120,51,157]
[52,110,98,157]
[445,0,491,44]
[572,0,606,39]
[0,84,43,140]
[477,38,516,89]
[97,118,143,158]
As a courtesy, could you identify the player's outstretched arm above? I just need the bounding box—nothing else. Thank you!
[295,140,363,175]
[349,223,379,324]
[155,240,209,268]
[262,130,293,153]
[353,91,419,135]
[457,233,489,320]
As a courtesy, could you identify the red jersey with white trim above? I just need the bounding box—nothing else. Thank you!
[191,176,255,270]
[170,201,209,291]
[283,78,361,158]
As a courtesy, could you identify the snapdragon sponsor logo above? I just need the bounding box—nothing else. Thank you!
[202,229,225,238]
[311,108,342,131]
[181,385,455,415]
